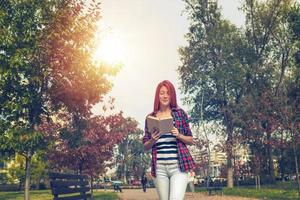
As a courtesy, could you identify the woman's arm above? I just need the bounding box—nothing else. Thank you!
[178,133,193,145]
[171,127,194,145]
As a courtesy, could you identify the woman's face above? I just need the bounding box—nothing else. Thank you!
[159,86,170,108]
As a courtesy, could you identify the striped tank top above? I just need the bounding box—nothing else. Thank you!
[156,133,178,165]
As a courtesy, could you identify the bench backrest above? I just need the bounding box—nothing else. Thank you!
[49,172,91,200]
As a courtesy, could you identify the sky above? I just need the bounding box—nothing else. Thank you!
[92,0,245,129]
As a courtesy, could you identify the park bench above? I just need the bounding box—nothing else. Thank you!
[206,186,223,195]
[48,172,92,200]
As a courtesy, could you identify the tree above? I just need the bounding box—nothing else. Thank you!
[39,0,119,176]
[240,0,297,184]
[45,112,137,195]
[180,0,246,187]
[0,0,116,199]
[180,0,297,187]
[284,4,300,195]
[0,2,61,198]
[116,128,151,184]
[7,153,47,190]
[238,90,283,184]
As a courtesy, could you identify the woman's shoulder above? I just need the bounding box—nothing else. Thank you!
[172,106,187,115]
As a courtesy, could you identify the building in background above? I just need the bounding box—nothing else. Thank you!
[190,143,251,181]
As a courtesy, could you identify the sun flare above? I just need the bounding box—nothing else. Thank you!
[93,32,125,65]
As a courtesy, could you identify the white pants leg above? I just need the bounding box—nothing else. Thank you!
[154,164,169,200]
[169,165,188,200]
[154,163,188,200]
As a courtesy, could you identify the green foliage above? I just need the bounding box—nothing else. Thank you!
[0,1,118,198]
[6,153,47,186]
[181,0,300,187]
[116,129,151,182]
[0,0,116,154]
[7,154,25,185]
[179,2,245,122]
[180,0,251,187]
[36,0,121,176]
[30,154,47,188]
[288,5,300,84]
[288,5,300,41]
[0,0,71,159]
[3,127,46,156]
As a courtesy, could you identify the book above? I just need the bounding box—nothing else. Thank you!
[146,116,173,133]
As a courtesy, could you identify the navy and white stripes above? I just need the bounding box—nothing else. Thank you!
[156,133,178,165]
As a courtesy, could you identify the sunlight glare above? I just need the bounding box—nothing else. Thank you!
[93,32,125,65]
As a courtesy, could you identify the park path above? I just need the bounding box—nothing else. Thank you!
[117,188,258,200]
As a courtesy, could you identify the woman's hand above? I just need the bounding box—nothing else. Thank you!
[171,127,193,145]
[144,130,161,150]
[151,130,161,142]
[171,127,181,139]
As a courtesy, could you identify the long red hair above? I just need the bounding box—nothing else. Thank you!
[153,80,178,112]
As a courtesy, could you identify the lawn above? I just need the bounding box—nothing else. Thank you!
[0,190,119,200]
[223,187,300,200]
[195,181,300,200]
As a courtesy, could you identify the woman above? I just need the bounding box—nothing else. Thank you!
[143,80,195,200]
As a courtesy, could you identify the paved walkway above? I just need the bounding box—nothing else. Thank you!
[116,188,257,200]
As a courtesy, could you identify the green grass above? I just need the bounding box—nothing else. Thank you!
[93,191,119,200]
[223,187,300,200]
[195,182,300,200]
[0,190,119,200]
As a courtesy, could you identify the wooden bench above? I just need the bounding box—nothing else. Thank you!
[49,172,92,200]
[206,186,223,195]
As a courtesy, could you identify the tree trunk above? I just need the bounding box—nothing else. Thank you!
[36,176,41,190]
[255,176,258,189]
[226,127,234,188]
[123,139,129,184]
[233,157,239,188]
[24,150,32,200]
[202,124,211,187]
[90,175,94,198]
[279,147,285,182]
[206,145,211,188]
[253,149,261,190]
[79,160,83,175]
[123,162,127,184]
[19,178,22,191]
[200,93,211,188]
[292,142,300,196]
[255,175,261,189]
[227,164,233,188]
[266,131,275,184]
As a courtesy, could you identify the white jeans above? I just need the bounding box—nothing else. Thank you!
[154,163,188,200]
